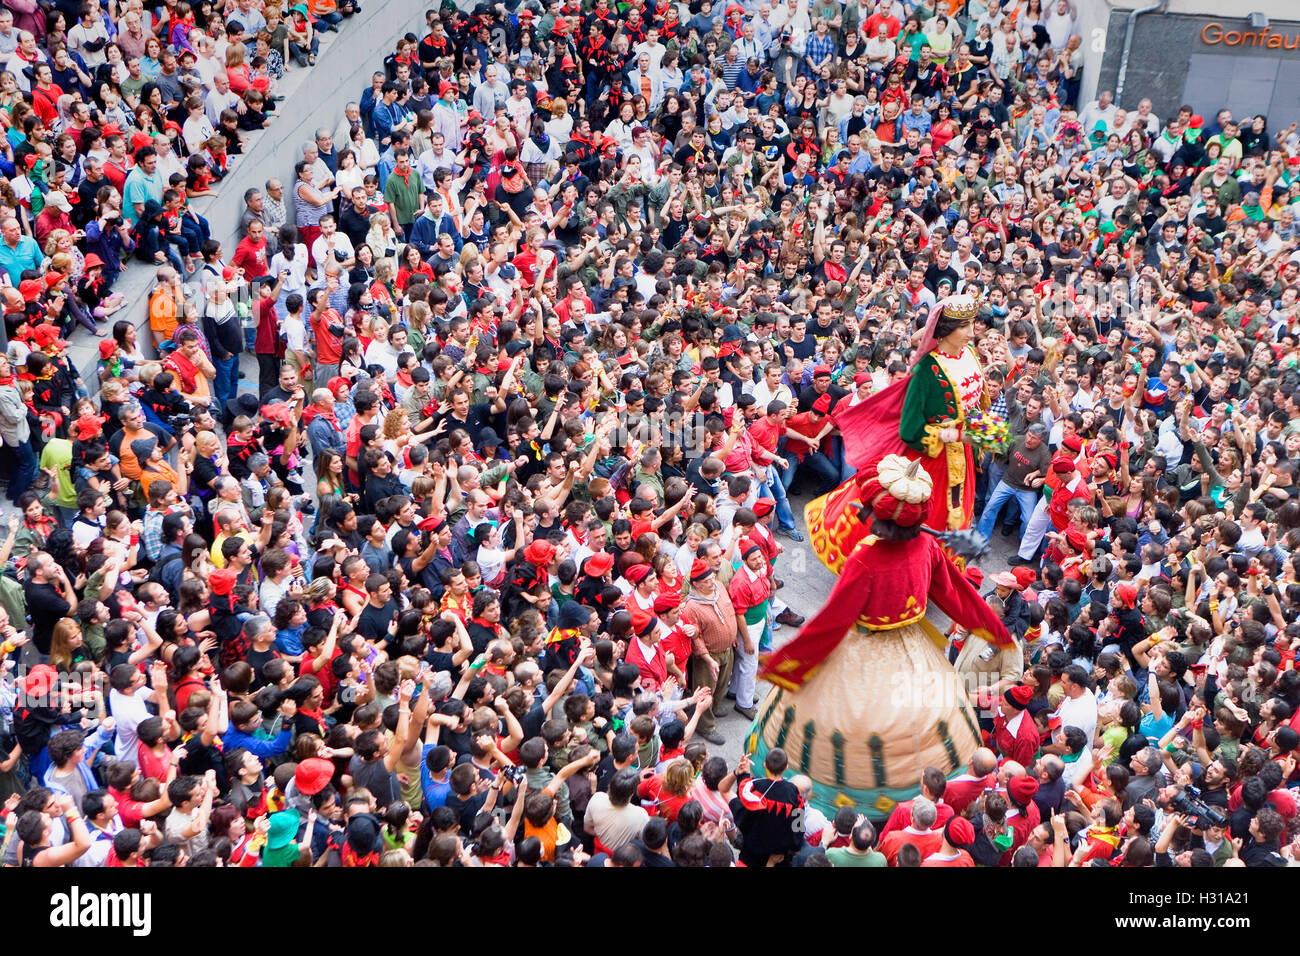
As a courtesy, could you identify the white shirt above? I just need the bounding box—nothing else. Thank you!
[1057,687,1098,744]
[585,791,650,851]
[109,688,152,767]
[311,232,354,270]
[283,312,307,354]
[1062,748,1093,789]
[751,380,794,410]
[364,339,400,379]
[204,88,242,125]
[271,243,309,297]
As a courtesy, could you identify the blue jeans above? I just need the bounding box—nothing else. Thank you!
[785,449,840,495]
[760,466,796,532]
[830,435,855,484]
[976,480,1039,542]
[9,438,35,504]
[213,355,239,412]
[179,215,207,256]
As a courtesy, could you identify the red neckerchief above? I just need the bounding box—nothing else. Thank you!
[24,514,53,536]
[317,404,342,430]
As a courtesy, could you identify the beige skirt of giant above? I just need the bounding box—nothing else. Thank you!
[753,619,982,807]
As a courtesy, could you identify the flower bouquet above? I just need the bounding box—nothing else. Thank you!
[964,408,1010,455]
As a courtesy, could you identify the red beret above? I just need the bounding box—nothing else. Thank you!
[652,594,679,615]
[812,394,832,414]
[812,365,832,378]
[1061,433,1084,453]
[752,497,776,518]
[945,816,976,848]
[1051,454,1076,474]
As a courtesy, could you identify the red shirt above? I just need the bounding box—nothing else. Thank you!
[879,828,942,865]
[921,850,975,867]
[625,635,669,693]
[311,307,344,365]
[109,786,146,829]
[747,415,785,457]
[783,411,823,461]
[232,235,269,279]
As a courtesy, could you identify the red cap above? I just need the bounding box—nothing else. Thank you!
[812,394,832,414]
[72,413,107,442]
[30,324,61,347]
[689,558,713,582]
[1004,684,1034,709]
[1061,433,1084,453]
[1012,566,1037,590]
[1115,581,1138,609]
[625,563,653,585]
[652,594,679,615]
[812,364,832,377]
[1064,529,1090,553]
[1051,454,1076,474]
[418,514,448,534]
[1008,775,1040,804]
[752,497,776,518]
[98,339,117,359]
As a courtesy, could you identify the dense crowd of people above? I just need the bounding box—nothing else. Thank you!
[0,0,1298,870]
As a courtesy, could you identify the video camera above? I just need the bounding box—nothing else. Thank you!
[1168,786,1227,830]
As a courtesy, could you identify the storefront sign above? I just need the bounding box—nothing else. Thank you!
[1201,21,1300,49]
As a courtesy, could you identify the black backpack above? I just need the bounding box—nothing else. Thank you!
[148,551,184,586]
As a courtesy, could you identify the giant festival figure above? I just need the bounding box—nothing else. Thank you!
[749,294,1011,817]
